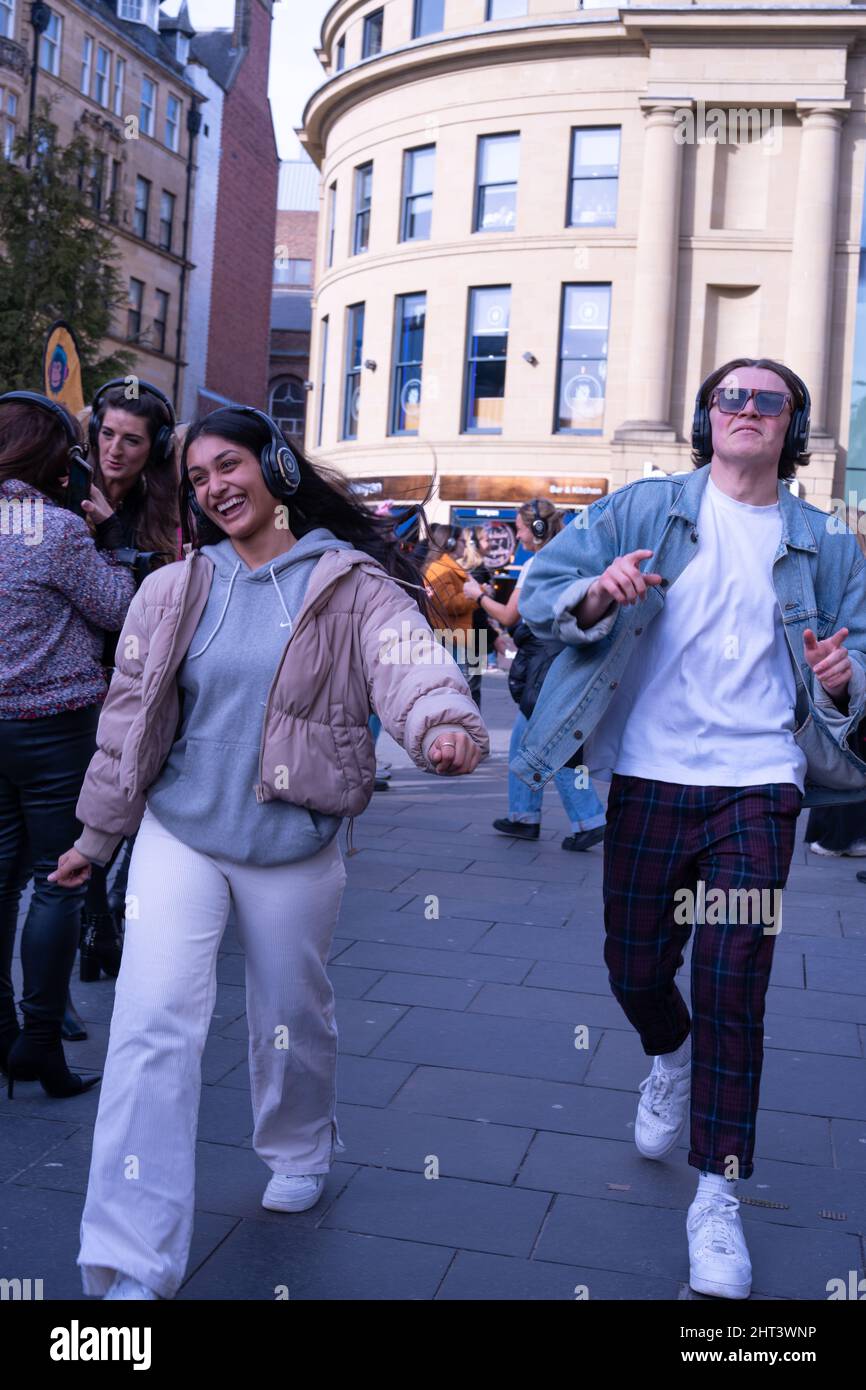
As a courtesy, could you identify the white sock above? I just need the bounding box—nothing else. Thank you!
[697,1170,738,1198]
[657,1037,690,1072]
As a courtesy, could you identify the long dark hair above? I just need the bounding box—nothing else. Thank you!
[692,357,811,480]
[0,399,83,504]
[179,409,435,622]
[90,386,179,562]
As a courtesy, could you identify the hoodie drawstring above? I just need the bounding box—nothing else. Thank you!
[345,817,358,857]
[188,560,242,658]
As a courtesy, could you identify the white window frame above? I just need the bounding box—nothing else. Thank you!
[80,35,93,95]
[0,0,14,43]
[165,93,181,153]
[140,76,156,137]
[94,45,110,107]
[113,56,125,117]
[39,12,62,77]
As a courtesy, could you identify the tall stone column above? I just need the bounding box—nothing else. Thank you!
[614,99,689,441]
[785,102,848,440]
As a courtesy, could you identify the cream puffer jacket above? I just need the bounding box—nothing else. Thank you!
[73,545,490,864]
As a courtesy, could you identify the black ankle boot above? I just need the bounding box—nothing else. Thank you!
[0,1004,22,1076]
[5,1020,101,1100]
[61,991,88,1041]
[79,911,123,982]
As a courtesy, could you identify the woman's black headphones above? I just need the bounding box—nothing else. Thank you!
[0,390,88,462]
[691,366,811,464]
[89,378,177,468]
[443,524,462,552]
[185,406,301,526]
[530,498,549,541]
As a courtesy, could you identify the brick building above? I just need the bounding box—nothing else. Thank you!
[0,0,199,400]
[268,155,319,442]
[187,0,278,417]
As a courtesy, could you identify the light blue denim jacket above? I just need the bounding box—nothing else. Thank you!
[513,465,866,807]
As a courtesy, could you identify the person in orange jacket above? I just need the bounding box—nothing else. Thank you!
[422,523,481,703]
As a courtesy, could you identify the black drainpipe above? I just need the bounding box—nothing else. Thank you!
[174,96,202,407]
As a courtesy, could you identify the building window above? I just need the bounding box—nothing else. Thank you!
[317,316,329,448]
[95,45,110,107]
[412,0,444,39]
[127,278,144,339]
[0,1,14,42]
[391,293,426,436]
[274,256,312,288]
[474,133,519,233]
[555,284,611,434]
[342,303,365,440]
[113,57,125,116]
[88,152,106,212]
[335,35,345,71]
[119,0,159,25]
[270,378,306,439]
[133,175,150,238]
[38,12,62,76]
[326,181,336,268]
[0,86,17,160]
[362,8,383,58]
[486,0,527,15]
[140,76,156,137]
[464,286,510,433]
[165,94,181,152]
[401,145,434,242]
[80,36,93,95]
[108,158,122,220]
[352,161,372,255]
[159,189,175,251]
[153,289,169,353]
[568,127,620,228]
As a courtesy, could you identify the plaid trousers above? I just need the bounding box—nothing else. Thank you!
[602,774,802,1180]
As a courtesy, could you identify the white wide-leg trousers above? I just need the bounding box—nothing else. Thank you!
[78,805,348,1298]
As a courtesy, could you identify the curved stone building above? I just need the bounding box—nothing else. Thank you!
[301,1,866,518]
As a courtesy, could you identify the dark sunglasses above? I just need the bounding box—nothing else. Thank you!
[710,387,793,417]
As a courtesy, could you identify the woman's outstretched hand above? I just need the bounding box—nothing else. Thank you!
[48,848,93,889]
[427,730,482,775]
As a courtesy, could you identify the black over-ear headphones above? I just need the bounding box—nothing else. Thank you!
[691,367,811,464]
[444,524,462,553]
[0,390,88,462]
[530,498,549,541]
[186,406,301,527]
[89,378,177,468]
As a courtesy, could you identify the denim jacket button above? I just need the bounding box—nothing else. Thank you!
[609,681,618,690]
[573,730,583,740]
[660,578,669,587]
[532,773,542,782]
[634,627,643,636]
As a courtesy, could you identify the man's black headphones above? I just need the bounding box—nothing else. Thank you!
[691,366,811,464]
[89,378,177,469]
[185,406,301,526]
[530,498,549,541]
[443,524,462,552]
[0,390,88,462]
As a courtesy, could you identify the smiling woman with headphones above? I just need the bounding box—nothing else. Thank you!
[0,392,137,1102]
[46,405,489,1301]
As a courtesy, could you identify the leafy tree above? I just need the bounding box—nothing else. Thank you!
[0,102,135,395]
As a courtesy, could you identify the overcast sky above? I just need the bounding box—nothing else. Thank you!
[161,0,332,160]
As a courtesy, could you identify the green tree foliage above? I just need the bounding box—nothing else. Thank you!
[0,103,135,395]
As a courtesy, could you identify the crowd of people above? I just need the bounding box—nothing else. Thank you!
[2,352,865,1303]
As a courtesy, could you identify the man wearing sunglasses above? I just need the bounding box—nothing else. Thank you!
[514,356,866,1299]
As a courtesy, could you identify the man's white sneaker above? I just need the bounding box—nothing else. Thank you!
[103,1274,159,1300]
[262,1173,325,1212]
[687,1190,752,1299]
[634,1054,691,1159]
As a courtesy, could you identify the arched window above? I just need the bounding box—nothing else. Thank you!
[270,377,306,439]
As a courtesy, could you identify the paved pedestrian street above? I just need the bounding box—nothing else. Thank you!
[3,675,866,1301]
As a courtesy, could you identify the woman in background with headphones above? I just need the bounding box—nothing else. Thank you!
[464,499,607,851]
[48,406,488,1301]
[0,394,136,1099]
[73,381,181,992]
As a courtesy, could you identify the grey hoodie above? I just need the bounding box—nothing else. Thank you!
[146,528,354,865]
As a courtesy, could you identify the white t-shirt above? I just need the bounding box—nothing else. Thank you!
[515,554,534,589]
[585,475,807,790]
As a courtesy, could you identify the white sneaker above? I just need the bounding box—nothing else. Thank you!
[262,1172,325,1212]
[843,839,866,857]
[103,1273,159,1300]
[809,841,841,857]
[634,1054,691,1159]
[687,1190,752,1299]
